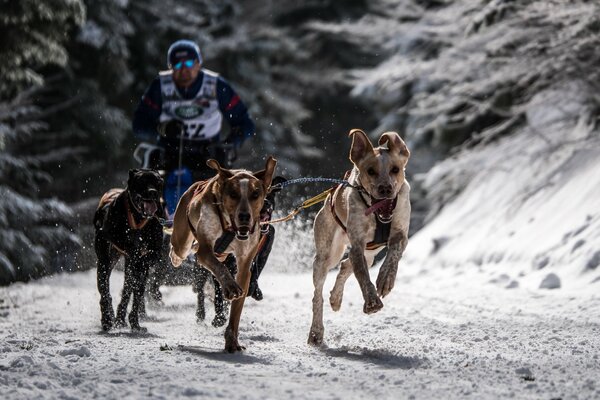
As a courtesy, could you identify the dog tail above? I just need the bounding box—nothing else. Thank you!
[169,181,204,268]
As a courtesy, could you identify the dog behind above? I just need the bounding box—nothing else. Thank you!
[308,129,411,345]
[93,169,164,331]
[170,157,277,352]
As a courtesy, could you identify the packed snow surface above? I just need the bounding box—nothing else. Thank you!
[1,262,599,399]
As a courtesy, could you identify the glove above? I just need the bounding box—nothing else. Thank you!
[157,120,185,138]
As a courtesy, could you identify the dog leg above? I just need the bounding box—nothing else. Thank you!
[348,245,383,314]
[193,265,208,323]
[308,210,346,346]
[96,238,116,331]
[195,242,243,301]
[224,253,255,353]
[214,255,235,327]
[330,250,377,311]
[248,225,275,301]
[115,260,134,328]
[211,274,227,328]
[376,232,408,298]
[129,261,149,332]
[147,236,169,305]
[329,258,353,312]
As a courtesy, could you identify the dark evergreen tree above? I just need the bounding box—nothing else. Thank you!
[0,0,85,284]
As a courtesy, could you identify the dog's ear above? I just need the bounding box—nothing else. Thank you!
[254,156,277,190]
[349,129,374,164]
[127,169,140,187]
[206,159,234,178]
[378,132,410,158]
[128,169,139,181]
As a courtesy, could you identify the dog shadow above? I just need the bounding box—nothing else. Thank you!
[96,329,161,339]
[177,345,269,365]
[320,345,427,370]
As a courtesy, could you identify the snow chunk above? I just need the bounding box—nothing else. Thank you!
[59,346,91,357]
[539,273,561,290]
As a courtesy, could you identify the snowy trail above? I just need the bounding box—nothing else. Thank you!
[1,266,599,399]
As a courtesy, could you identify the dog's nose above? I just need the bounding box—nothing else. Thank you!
[147,188,159,199]
[377,184,393,198]
[238,212,251,225]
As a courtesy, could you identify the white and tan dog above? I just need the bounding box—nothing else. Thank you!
[308,129,411,346]
[169,156,277,353]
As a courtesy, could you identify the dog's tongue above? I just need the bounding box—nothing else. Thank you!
[365,198,392,216]
[143,200,157,216]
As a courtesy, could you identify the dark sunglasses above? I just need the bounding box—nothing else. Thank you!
[173,59,196,70]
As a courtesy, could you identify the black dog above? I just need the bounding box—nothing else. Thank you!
[194,176,286,327]
[93,169,164,331]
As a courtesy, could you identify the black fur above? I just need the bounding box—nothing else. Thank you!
[93,169,164,331]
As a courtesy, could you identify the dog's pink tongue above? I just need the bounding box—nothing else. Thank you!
[365,199,392,216]
[143,201,157,216]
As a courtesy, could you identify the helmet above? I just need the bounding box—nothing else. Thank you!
[167,40,202,68]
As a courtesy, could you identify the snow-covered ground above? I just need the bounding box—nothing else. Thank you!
[1,259,599,399]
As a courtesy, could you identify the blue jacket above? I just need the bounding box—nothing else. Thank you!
[132,71,255,147]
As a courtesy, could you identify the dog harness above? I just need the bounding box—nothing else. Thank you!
[328,183,397,251]
[159,69,222,141]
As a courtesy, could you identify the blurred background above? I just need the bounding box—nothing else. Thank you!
[1,0,599,287]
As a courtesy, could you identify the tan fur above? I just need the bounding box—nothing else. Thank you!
[308,129,411,346]
[169,156,277,353]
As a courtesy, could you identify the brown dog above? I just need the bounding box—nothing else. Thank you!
[308,129,411,346]
[169,156,277,352]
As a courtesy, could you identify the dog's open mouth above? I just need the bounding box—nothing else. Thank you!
[366,198,396,223]
[236,226,251,240]
[141,200,158,218]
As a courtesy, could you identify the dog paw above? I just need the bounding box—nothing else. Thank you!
[113,318,127,329]
[363,296,383,314]
[169,248,184,268]
[329,290,343,312]
[225,341,245,353]
[307,330,324,346]
[131,325,148,333]
[224,327,245,353]
[221,280,243,301]
[101,319,114,332]
[376,266,397,298]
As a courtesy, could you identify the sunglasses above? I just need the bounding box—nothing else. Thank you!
[173,59,196,70]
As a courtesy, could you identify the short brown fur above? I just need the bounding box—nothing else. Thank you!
[169,156,277,352]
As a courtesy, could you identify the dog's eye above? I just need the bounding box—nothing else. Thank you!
[390,166,400,174]
[367,168,377,176]
[251,190,260,200]
[228,190,240,200]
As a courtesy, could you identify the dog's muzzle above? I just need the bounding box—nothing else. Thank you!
[366,198,396,223]
[233,210,255,240]
[235,228,250,241]
[133,193,160,218]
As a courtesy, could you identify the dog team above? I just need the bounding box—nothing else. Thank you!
[94,128,411,352]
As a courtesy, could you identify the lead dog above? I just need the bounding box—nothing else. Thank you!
[169,157,277,352]
[308,129,411,346]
